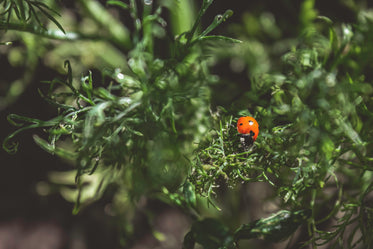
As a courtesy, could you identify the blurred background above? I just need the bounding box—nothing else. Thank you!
[1,0,372,248]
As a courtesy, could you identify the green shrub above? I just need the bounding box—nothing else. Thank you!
[2,0,373,248]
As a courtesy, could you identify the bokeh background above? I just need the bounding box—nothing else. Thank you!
[1,0,372,248]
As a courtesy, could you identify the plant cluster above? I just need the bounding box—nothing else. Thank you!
[187,7,373,248]
[2,0,240,210]
[2,0,373,248]
[0,0,65,33]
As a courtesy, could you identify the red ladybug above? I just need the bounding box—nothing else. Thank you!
[237,116,259,142]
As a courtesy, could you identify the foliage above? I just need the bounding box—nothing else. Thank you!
[186,6,373,249]
[0,0,65,33]
[183,209,311,249]
[2,0,238,211]
[2,0,373,248]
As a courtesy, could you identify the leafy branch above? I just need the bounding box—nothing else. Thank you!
[0,0,65,33]
[183,209,311,249]
[3,0,238,213]
[0,21,106,41]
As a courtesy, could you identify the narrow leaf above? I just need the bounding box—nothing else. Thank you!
[199,9,233,38]
[198,35,242,43]
[30,1,65,33]
[106,0,129,10]
[33,135,77,159]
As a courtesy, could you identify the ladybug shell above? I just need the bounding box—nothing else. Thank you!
[237,116,259,141]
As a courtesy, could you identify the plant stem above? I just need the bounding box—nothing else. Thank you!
[77,0,131,49]
[0,22,109,42]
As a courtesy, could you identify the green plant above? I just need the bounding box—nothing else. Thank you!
[0,0,65,33]
[2,0,238,241]
[182,209,311,249]
[2,0,373,248]
[185,8,373,249]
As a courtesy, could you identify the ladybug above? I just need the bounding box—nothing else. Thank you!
[237,116,259,148]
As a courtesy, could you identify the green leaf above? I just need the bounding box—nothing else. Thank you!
[183,181,196,207]
[81,71,94,100]
[3,114,64,154]
[234,209,311,242]
[197,35,242,43]
[106,0,129,10]
[186,0,215,44]
[33,135,77,159]
[186,218,235,249]
[13,0,27,21]
[321,136,335,161]
[31,1,66,34]
[64,60,73,86]
[37,89,76,111]
[28,5,46,30]
[198,9,233,38]
[30,1,66,33]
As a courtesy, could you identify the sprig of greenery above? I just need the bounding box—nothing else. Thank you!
[0,0,65,33]
[183,209,311,249]
[186,9,373,248]
[3,1,373,248]
[3,0,237,213]
[0,21,114,41]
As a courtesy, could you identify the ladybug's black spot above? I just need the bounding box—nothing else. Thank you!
[250,131,255,137]
[239,123,243,126]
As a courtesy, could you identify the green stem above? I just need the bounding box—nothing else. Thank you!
[77,0,131,49]
[0,22,107,41]
[186,0,212,45]
[170,0,196,37]
[142,3,153,54]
